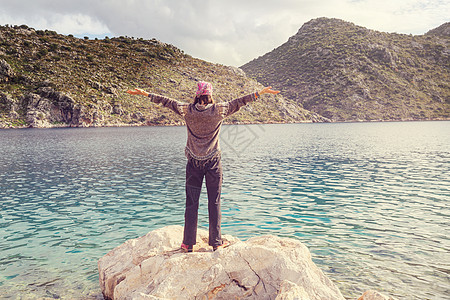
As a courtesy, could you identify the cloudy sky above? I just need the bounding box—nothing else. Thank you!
[0,0,448,66]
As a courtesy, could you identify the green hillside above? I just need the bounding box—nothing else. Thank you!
[241,18,449,122]
[0,25,324,128]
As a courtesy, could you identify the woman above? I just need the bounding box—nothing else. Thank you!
[127,82,280,252]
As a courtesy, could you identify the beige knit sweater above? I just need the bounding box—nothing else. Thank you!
[148,93,257,160]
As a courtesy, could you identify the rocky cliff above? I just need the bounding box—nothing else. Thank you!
[0,25,325,128]
[241,18,449,122]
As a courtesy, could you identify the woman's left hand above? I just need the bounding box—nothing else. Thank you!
[258,86,280,96]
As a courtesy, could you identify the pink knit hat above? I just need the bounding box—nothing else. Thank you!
[196,81,213,96]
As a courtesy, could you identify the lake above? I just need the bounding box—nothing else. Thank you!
[0,121,449,299]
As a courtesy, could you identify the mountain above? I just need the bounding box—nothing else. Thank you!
[426,22,450,37]
[0,25,326,129]
[241,18,449,122]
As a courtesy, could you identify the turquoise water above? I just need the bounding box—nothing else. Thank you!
[0,122,449,299]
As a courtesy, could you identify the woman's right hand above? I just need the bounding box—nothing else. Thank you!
[127,88,149,97]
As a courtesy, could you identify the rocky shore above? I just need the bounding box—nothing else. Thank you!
[0,24,326,129]
[98,225,397,300]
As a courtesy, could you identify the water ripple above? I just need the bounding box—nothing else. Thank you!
[1,123,449,299]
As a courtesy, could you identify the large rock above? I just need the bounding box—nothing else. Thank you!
[0,59,15,82]
[18,88,104,127]
[98,225,345,300]
[0,92,16,112]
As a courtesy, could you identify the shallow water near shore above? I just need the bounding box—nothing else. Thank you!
[1,121,449,299]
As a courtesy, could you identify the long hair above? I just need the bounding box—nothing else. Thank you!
[193,94,214,105]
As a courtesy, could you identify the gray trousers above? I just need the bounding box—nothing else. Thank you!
[183,155,223,247]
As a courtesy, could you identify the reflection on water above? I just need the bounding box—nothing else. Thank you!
[0,122,449,299]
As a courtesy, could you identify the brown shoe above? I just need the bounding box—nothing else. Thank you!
[213,241,230,251]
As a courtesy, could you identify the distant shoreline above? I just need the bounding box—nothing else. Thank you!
[2,117,450,130]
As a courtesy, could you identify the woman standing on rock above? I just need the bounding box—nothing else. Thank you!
[127,82,279,252]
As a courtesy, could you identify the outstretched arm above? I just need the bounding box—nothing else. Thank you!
[127,88,187,116]
[226,86,280,117]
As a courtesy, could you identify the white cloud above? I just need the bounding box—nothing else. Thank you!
[39,13,110,36]
[0,0,448,66]
[325,0,449,34]
[0,1,110,36]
